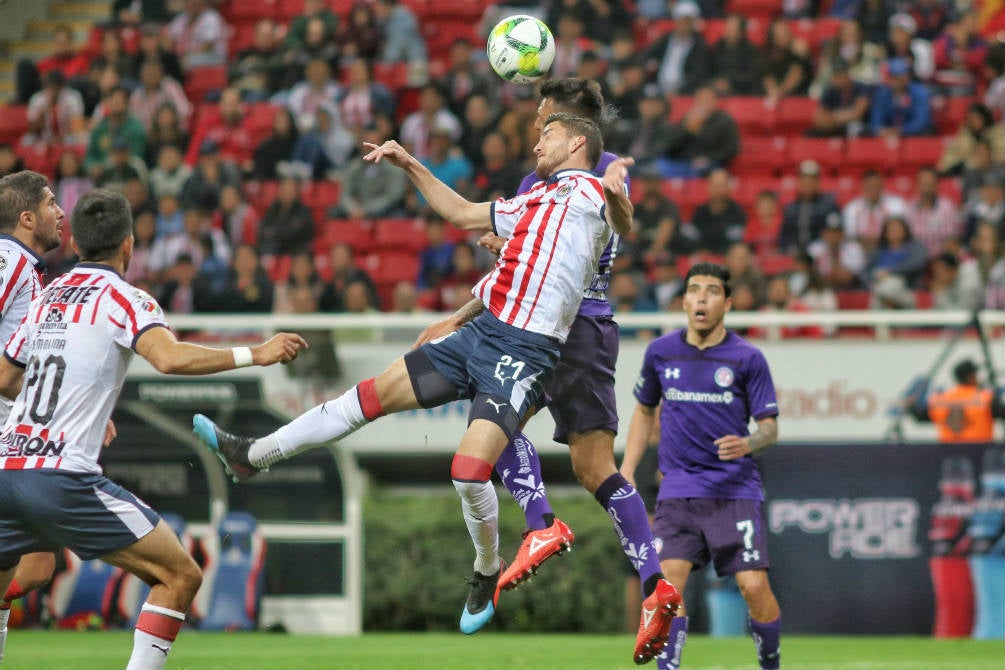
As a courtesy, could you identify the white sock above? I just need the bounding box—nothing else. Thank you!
[452,479,500,576]
[248,387,369,468]
[0,606,9,662]
[126,603,185,670]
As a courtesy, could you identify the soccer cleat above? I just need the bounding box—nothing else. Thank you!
[497,518,575,591]
[459,560,505,635]
[192,414,261,483]
[633,578,682,665]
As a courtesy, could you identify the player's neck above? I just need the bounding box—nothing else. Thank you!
[686,325,727,350]
[81,258,126,276]
[10,229,46,258]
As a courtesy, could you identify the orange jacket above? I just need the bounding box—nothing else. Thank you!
[928,385,995,443]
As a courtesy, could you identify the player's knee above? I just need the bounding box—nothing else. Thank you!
[569,444,617,494]
[736,573,771,605]
[171,557,203,601]
[19,554,56,590]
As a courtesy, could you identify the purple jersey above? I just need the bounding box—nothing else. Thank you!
[633,329,779,501]
[517,151,624,317]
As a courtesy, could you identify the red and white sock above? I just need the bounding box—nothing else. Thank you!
[126,603,185,670]
[452,454,500,576]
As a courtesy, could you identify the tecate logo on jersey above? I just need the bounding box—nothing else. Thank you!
[769,498,921,559]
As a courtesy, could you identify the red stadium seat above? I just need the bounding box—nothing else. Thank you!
[721,97,776,135]
[811,17,842,47]
[637,19,676,47]
[937,177,963,206]
[264,254,292,283]
[226,0,276,21]
[785,137,844,175]
[836,290,871,310]
[934,97,970,134]
[820,175,859,206]
[668,95,694,123]
[372,63,412,91]
[735,175,781,207]
[183,66,229,104]
[424,0,486,20]
[374,218,428,253]
[730,0,781,19]
[702,19,726,46]
[844,137,900,175]
[0,105,29,146]
[899,137,948,171]
[365,250,422,286]
[276,0,304,21]
[775,97,816,136]
[316,219,375,256]
[731,136,787,178]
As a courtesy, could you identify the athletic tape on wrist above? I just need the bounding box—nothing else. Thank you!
[232,347,254,368]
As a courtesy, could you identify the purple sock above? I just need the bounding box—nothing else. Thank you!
[594,473,662,585]
[495,432,554,530]
[750,614,781,670]
[657,616,688,670]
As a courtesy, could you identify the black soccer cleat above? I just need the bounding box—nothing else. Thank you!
[193,414,261,483]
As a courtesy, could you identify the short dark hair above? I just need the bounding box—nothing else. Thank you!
[544,112,603,168]
[953,359,978,385]
[71,189,133,261]
[540,78,607,126]
[0,170,50,233]
[685,262,732,298]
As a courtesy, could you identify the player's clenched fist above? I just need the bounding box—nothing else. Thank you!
[254,333,310,365]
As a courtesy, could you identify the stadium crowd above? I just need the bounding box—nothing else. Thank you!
[2,0,1004,328]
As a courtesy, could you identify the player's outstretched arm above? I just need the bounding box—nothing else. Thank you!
[411,297,485,349]
[136,327,308,375]
[363,140,492,231]
[601,156,634,237]
[0,357,24,400]
[620,402,658,487]
[715,417,778,460]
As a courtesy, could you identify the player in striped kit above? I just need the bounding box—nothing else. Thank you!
[191,113,676,640]
[0,189,307,670]
[0,171,66,660]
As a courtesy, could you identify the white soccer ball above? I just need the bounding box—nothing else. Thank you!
[486,15,555,85]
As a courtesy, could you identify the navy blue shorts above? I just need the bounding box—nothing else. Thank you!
[652,497,770,576]
[420,312,561,420]
[543,315,620,443]
[0,470,160,567]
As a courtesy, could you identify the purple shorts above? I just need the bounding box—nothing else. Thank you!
[542,314,619,444]
[652,497,770,576]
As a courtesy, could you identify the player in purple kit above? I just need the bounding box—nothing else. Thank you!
[621,262,782,670]
[416,78,680,664]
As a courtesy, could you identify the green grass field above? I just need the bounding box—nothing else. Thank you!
[0,631,1000,669]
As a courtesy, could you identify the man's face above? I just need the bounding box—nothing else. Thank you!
[683,275,731,334]
[534,97,558,134]
[533,121,576,178]
[32,187,65,253]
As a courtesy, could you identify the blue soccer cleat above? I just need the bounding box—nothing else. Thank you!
[193,414,261,483]
[459,560,505,635]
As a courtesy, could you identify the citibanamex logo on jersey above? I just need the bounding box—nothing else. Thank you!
[768,498,921,559]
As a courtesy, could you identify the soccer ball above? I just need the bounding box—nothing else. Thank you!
[486,15,555,85]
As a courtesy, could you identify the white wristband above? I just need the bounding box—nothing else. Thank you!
[231,347,253,368]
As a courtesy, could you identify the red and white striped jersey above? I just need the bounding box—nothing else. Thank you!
[0,263,168,473]
[0,235,47,425]
[474,169,611,342]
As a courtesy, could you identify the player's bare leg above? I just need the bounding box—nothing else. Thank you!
[735,569,781,670]
[103,520,203,670]
[0,551,56,661]
[657,560,694,670]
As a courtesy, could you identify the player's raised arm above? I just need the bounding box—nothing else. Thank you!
[135,327,308,376]
[363,140,492,231]
[601,156,634,237]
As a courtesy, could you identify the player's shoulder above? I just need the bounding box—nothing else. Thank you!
[0,236,40,279]
[646,328,686,354]
[725,331,770,361]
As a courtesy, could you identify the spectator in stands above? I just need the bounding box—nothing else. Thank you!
[609,272,657,314]
[89,30,133,87]
[287,59,342,132]
[856,0,894,45]
[125,206,158,288]
[980,224,1005,308]
[274,252,324,314]
[155,192,184,239]
[252,107,299,181]
[631,163,692,264]
[373,0,427,64]
[908,0,951,41]
[0,144,24,178]
[83,61,127,121]
[319,242,379,312]
[750,274,824,339]
[333,124,409,219]
[124,177,153,214]
[870,58,933,137]
[745,190,783,256]
[724,241,767,304]
[85,85,147,176]
[130,59,191,132]
[710,14,765,96]
[166,0,227,72]
[400,84,462,162]
[187,87,256,171]
[932,13,989,98]
[547,0,635,44]
[550,13,598,80]
[145,102,189,167]
[842,170,907,251]
[496,85,540,170]
[438,39,496,119]
[866,214,928,290]
[937,103,1005,176]
[218,184,259,247]
[458,94,499,169]
[157,252,219,313]
[780,159,841,254]
[906,166,961,258]
[961,140,1005,203]
[290,105,356,179]
[390,280,424,313]
[149,144,191,199]
[219,244,274,312]
[650,258,685,311]
[131,23,184,84]
[97,135,150,192]
[431,241,486,312]
[985,46,1005,121]
[413,126,473,213]
[24,70,87,149]
[149,206,232,282]
[339,60,395,137]
[810,59,872,137]
[111,0,172,27]
[16,24,90,105]
[762,18,813,102]
[607,55,647,143]
[286,16,341,87]
[807,212,866,289]
[607,29,645,109]
[54,149,92,223]
[963,174,1005,244]
[929,251,984,310]
[616,84,674,171]
[691,169,747,254]
[416,216,455,290]
[467,131,524,203]
[663,87,740,178]
[813,20,882,95]
[179,138,242,210]
[886,13,935,82]
[285,0,339,54]
[257,176,315,257]
[231,19,286,101]
[646,1,710,96]
[789,252,838,332]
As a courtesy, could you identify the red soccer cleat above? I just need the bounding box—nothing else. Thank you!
[633,579,682,665]
[497,518,575,591]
